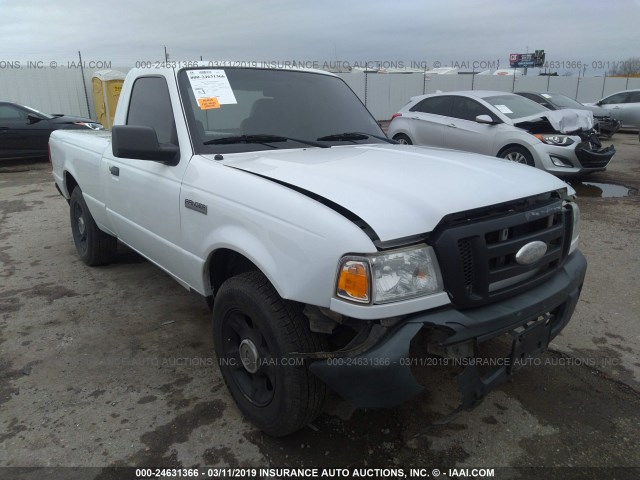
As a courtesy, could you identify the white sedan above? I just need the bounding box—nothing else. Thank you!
[583,89,640,129]
[388,91,615,176]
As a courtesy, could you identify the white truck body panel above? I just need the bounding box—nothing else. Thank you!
[50,65,572,319]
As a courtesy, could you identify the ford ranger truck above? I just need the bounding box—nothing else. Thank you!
[50,64,587,436]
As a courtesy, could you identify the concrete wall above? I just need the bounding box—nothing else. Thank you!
[2,67,640,122]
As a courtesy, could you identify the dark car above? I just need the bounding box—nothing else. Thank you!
[0,102,103,161]
[515,91,621,138]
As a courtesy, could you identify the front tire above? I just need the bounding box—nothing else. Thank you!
[499,146,535,167]
[393,133,412,145]
[213,271,327,436]
[69,187,117,266]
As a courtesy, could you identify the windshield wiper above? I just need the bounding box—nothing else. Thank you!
[203,134,328,148]
[316,132,396,144]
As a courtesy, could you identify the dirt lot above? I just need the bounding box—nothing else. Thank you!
[1,134,639,478]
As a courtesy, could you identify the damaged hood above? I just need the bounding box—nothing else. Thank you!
[215,144,568,242]
[514,108,594,133]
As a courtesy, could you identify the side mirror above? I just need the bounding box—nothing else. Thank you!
[595,101,603,106]
[112,125,179,164]
[475,114,495,125]
[27,113,42,124]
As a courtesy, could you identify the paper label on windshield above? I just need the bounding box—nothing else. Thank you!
[541,93,551,99]
[187,70,237,109]
[197,97,220,110]
[495,104,513,114]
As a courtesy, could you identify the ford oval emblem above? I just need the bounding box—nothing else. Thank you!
[515,241,547,265]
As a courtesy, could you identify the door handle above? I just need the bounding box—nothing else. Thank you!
[109,166,120,176]
[0,127,9,132]
[448,123,458,128]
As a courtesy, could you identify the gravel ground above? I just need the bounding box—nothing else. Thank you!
[1,133,638,479]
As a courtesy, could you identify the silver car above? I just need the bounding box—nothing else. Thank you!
[584,89,640,129]
[515,91,621,138]
[388,90,616,176]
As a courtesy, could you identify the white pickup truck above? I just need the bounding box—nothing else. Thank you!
[50,64,587,436]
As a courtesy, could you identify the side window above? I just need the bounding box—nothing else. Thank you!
[127,77,178,145]
[410,96,453,116]
[626,91,640,103]
[0,105,26,121]
[450,97,495,122]
[601,92,628,105]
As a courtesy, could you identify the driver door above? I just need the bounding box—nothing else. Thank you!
[444,96,498,156]
[102,76,192,284]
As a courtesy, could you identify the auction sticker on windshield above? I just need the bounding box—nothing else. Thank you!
[495,104,514,114]
[187,70,237,109]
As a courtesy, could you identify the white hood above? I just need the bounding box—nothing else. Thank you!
[216,145,568,242]
[515,108,594,133]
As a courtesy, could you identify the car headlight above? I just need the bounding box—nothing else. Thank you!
[534,134,574,146]
[74,121,105,130]
[336,245,443,304]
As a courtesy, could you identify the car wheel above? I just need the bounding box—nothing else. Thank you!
[499,146,535,167]
[70,187,117,266]
[213,271,327,436]
[393,134,412,145]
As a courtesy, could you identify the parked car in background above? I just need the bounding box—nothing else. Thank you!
[515,91,621,138]
[0,102,103,161]
[388,91,616,176]
[583,89,640,129]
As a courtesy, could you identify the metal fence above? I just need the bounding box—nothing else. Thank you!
[2,66,640,122]
[338,72,640,120]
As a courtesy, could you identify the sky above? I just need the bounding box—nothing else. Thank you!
[1,0,640,74]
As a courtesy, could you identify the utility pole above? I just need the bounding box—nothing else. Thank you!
[164,45,169,62]
[78,51,91,118]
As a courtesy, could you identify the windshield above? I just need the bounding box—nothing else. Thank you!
[541,93,585,109]
[178,68,385,154]
[484,94,549,120]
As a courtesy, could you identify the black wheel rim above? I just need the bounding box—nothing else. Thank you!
[221,308,276,407]
[72,201,88,255]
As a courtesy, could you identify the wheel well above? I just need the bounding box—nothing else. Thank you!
[65,171,78,196]
[497,143,530,158]
[208,249,259,295]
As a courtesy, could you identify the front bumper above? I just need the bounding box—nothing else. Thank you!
[533,141,615,175]
[574,142,615,170]
[310,251,587,408]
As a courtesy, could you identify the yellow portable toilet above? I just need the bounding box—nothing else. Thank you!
[92,70,126,129]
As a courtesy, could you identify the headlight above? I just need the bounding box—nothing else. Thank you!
[336,245,443,304]
[74,121,105,130]
[534,134,574,146]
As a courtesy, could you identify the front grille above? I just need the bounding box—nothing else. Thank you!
[432,195,572,308]
[575,142,615,168]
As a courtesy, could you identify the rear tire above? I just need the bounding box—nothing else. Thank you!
[70,187,117,266]
[393,133,412,145]
[499,146,535,167]
[213,271,327,436]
